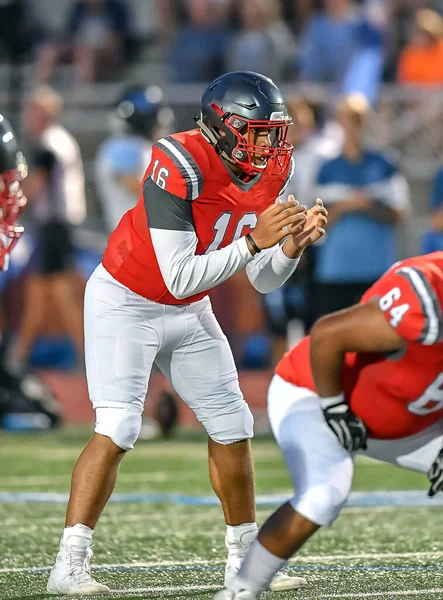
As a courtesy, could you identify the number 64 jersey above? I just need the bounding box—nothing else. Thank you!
[276,252,443,440]
[102,129,292,305]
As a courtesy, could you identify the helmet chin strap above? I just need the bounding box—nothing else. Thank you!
[194,117,237,166]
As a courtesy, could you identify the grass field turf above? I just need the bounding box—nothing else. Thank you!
[1,430,442,600]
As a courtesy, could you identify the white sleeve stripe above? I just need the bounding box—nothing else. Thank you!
[157,138,202,201]
[397,266,442,345]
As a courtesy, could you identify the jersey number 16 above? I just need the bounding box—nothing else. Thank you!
[206,212,258,253]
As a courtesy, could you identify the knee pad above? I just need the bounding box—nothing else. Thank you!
[291,482,350,527]
[206,400,254,445]
[95,407,142,451]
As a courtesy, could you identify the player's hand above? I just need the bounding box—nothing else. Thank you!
[247,198,307,254]
[321,396,368,453]
[428,448,443,497]
[285,198,328,256]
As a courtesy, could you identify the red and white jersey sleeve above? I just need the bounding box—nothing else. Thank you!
[145,137,254,300]
[373,264,443,345]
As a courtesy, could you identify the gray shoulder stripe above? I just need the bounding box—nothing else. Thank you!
[410,266,443,343]
[156,137,203,201]
[397,266,443,344]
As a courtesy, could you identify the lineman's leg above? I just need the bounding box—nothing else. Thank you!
[48,266,161,595]
[217,375,354,598]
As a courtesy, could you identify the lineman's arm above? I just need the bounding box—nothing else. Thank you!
[310,300,404,398]
[310,300,404,452]
[311,260,443,397]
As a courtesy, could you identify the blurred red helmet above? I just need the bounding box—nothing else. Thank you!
[0,114,27,271]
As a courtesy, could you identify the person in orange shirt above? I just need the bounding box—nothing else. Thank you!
[397,9,443,85]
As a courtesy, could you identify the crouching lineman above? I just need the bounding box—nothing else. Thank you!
[216,251,443,599]
[47,70,328,595]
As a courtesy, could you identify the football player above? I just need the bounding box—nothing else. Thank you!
[47,71,327,595]
[0,114,27,272]
[95,84,175,234]
[215,251,443,599]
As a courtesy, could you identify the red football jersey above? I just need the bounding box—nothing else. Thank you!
[102,129,292,305]
[276,252,443,439]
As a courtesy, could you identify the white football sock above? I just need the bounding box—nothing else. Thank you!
[226,522,258,545]
[63,523,93,546]
[232,540,287,594]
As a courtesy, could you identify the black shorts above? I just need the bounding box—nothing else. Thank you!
[33,221,75,275]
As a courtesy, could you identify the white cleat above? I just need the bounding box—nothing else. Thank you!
[224,528,307,592]
[47,525,110,595]
[269,572,308,591]
[214,590,257,600]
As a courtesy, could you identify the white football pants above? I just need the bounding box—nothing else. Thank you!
[84,264,253,446]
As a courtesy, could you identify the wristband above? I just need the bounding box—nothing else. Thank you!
[320,393,345,410]
[246,233,261,254]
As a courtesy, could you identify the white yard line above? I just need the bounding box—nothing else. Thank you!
[108,585,218,594]
[15,586,443,599]
[322,591,443,599]
[290,550,443,563]
[3,550,443,575]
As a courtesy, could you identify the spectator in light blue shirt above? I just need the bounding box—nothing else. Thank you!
[311,93,410,321]
[422,165,443,254]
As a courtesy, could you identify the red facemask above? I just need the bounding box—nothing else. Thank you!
[224,114,293,176]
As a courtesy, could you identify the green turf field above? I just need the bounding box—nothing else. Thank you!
[1,430,442,600]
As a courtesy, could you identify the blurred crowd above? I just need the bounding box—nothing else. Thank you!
[1,0,443,382]
[1,1,443,89]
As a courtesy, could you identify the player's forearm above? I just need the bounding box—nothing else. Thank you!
[246,243,301,294]
[310,317,345,397]
[151,229,253,300]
